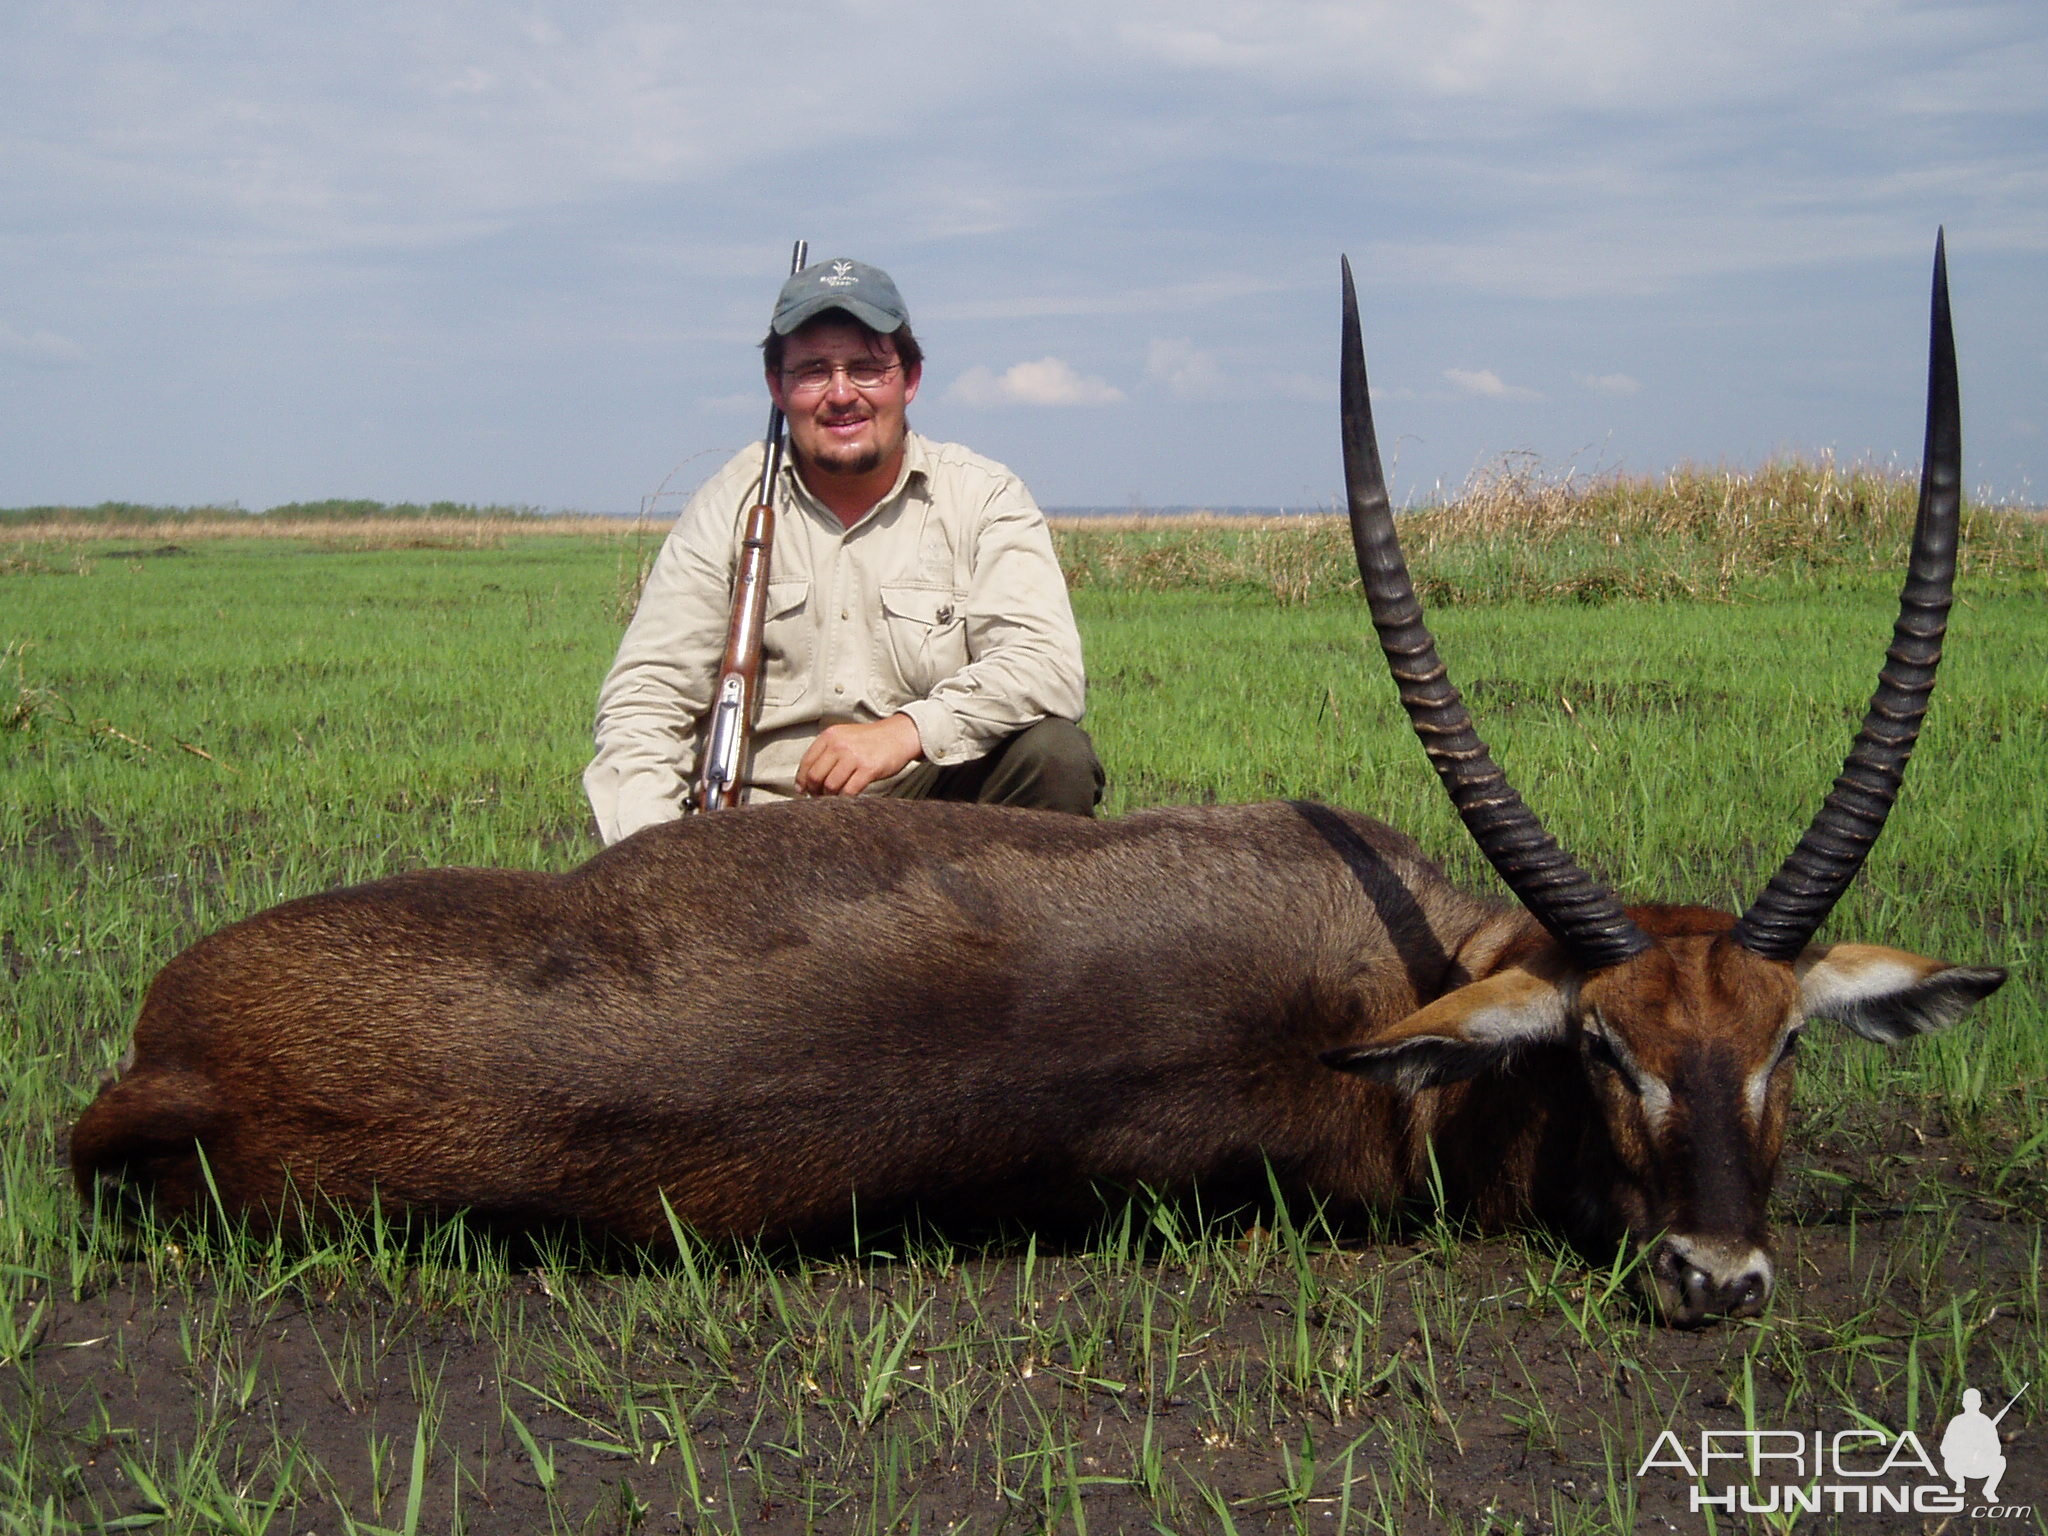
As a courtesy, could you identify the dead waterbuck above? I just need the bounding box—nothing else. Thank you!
[71,235,2002,1325]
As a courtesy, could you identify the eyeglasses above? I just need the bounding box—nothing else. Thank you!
[780,359,902,397]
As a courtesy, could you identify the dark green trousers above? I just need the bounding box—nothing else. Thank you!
[881,718,1104,817]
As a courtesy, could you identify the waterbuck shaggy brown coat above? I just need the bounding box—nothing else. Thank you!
[72,238,2004,1327]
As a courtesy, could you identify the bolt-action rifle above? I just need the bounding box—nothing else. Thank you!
[694,238,807,813]
[1991,1384,2028,1424]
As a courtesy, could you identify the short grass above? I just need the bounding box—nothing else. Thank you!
[2,472,2044,1532]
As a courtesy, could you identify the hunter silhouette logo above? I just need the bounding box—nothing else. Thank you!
[1942,1385,2027,1503]
[822,260,858,287]
[1636,1382,2031,1519]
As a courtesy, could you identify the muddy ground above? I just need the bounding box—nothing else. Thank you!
[8,1119,2043,1535]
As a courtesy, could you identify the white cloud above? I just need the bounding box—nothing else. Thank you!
[1146,337,1224,399]
[1103,0,2042,117]
[949,358,1125,407]
[1445,367,1542,402]
[1576,372,1642,396]
[1,0,2041,507]
[0,322,86,367]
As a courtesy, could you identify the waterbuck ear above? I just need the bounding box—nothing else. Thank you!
[1320,967,1571,1094]
[1796,943,2008,1045]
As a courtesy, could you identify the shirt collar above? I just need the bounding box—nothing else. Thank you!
[779,431,931,528]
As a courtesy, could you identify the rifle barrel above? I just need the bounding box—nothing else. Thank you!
[692,237,807,813]
[750,240,807,509]
[1991,1383,2028,1424]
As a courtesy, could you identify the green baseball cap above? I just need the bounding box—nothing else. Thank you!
[771,258,910,335]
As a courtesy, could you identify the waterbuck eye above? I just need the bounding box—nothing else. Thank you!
[1583,1032,1636,1091]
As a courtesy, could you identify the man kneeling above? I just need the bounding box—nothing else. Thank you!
[586,256,1102,841]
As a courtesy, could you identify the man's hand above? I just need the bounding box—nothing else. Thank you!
[795,713,924,798]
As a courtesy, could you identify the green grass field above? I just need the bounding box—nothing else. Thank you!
[2,484,2044,1532]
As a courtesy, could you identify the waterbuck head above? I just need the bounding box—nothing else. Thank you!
[1324,235,2006,1327]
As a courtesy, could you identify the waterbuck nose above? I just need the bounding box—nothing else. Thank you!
[1653,1236,1774,1326]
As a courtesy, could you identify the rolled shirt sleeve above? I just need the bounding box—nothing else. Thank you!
[897,454,1084,765]
[584,448,763,844]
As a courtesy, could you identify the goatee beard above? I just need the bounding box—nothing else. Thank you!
[804,442,883,477]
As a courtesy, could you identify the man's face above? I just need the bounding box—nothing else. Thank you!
[768,318,921,481]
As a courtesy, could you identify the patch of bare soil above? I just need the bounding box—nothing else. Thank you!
[10,1130,2042,1535]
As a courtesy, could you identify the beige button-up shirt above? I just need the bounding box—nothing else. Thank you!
[585,432,1087,843]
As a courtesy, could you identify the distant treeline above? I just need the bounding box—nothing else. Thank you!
[0,499,550,526]
[0,499,1342,524]
[7,463,2044,608]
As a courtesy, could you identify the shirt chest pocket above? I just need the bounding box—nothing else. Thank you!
[877,583,969,700]
[759,579,812,706]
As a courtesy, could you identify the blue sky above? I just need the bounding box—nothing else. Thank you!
[3,0,2043,513]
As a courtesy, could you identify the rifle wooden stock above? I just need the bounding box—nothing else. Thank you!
[691,236,806,814]
[694,500,775,812]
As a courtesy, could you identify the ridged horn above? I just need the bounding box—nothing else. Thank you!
[1731,231,1962,960]
[1340,257,1652,970]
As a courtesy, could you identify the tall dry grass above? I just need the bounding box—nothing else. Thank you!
[1051,458,2047,605]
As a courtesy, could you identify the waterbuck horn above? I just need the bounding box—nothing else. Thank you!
[1730,231,1962,960]
[1340,257,1652,970]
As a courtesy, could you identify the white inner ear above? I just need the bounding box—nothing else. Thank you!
[1793,943,1992,1044]
[1458,987,1571,1045]
[1416,965,1574,1047]
[1333,970,1573,1095]
[1797,945,1930,1020]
